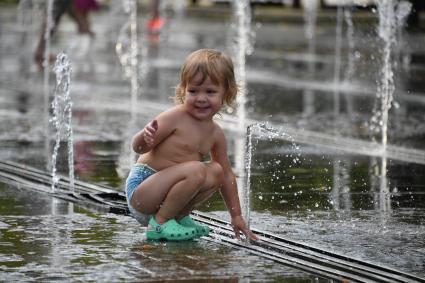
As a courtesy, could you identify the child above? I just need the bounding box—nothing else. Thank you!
[126,49,258,241]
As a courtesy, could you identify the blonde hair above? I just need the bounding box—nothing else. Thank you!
[174,49,238,111]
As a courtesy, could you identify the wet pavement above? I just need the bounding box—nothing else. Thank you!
[1,182,324,282]
[1,2,425,281]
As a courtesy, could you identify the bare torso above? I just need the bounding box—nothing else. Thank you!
[137,106,219,170]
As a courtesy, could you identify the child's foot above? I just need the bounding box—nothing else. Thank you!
[178,215,210,237]
[146,216,196,241]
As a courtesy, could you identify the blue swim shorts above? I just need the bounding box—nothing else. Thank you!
[125,163,156,226]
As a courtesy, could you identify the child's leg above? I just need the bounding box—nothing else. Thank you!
[130,161,223,224]
[130,161,207,223]
[177,161,224,217]
[67,2,93,35]
[175,161,223,237]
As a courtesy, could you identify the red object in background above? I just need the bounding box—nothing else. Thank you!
[147,16,165,32]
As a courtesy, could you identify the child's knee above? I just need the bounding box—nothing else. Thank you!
[209,161,224,184]
[186,161,207,186]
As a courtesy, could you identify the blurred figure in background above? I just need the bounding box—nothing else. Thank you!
[146,0,165,43]
[34,0,99,69]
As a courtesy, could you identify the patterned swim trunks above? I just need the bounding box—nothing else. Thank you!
[125,163,156,226]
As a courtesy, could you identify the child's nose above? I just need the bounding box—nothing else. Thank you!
[197,93,207,101]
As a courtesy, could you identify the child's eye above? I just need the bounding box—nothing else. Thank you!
[207,89,217,95]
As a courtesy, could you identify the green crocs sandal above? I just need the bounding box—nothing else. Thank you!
[178,215,210,237]
[146,217,196,241]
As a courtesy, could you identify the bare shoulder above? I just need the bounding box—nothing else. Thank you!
[212,121,227,145]
[157,105,185,120]
[156,105,186,125]
[152,105,186,136]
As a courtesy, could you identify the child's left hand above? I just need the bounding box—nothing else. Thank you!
[231,215,259,241]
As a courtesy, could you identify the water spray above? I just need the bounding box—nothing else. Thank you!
[51,52,74,192]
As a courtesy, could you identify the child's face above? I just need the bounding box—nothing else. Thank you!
[183,73,225,120]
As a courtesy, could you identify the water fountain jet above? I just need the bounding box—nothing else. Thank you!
[51,52,74,192]
[371,0,412,175]
[231,0,254,226]
[116,0,139,170]
[43,0,54,171]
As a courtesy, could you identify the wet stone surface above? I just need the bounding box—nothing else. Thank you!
[0,183,322,282]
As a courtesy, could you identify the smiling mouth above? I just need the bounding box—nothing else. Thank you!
[195,106,210,111]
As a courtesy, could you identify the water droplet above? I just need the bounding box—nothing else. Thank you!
[393,101,400,109]
[354,51,361,59]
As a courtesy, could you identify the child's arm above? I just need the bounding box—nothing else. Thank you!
[132,120,158,154]
[132,107,180,154]
[211,127,259,241]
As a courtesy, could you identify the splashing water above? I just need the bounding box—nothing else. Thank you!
[115,0,139,167]
[243,124,254,227]
[302,0,318,44]
[116,0,138,84]
[244,123,301,227]
[43,0,54,170]
[302,0,318,117]
[231,0,255,227]
[333,6,343,118]
[51,53,74,192]
[343,8,355,117]
[127,0,138,137]
[394,1,412,69]
[231,0,254,121]
[370,0,411,158]
[344,8,355,83]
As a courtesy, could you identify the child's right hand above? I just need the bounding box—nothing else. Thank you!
[143,120,158,147]
[231,215,259,241]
